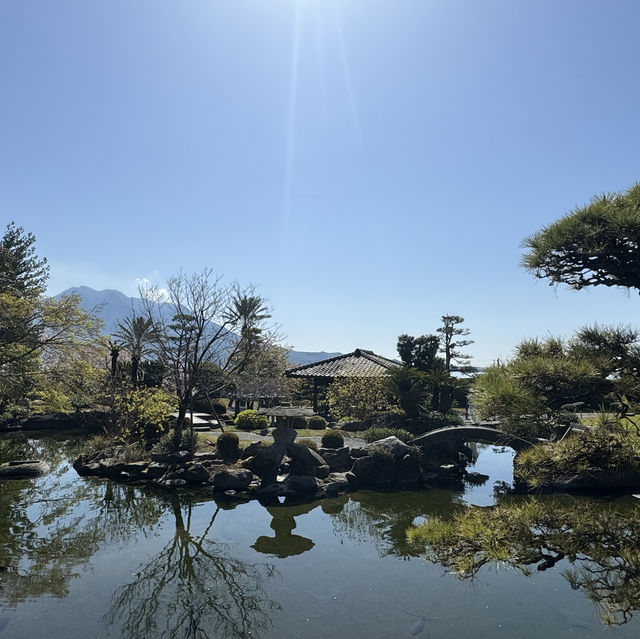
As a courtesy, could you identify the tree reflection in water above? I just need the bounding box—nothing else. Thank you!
[406,496,640,626]
[1,433,165,603]
[106,492,279,639]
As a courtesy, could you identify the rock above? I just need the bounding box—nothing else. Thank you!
[421,471,439,483]
[182,462,210,484]
[145,462,169,478]
[161,478,186,487]
[363,412,406,430]
[97,458,126,477]
[321,472,351,494]
[396,453,421,486]
[318,446,352,472]
[283,475,321,493]
[533,469,640,492]
[335,420,365,432]
[241,441,267,460]
[350,446,368,458]
[241,449,279,486]
[122,461,149,479]
[351,444,421,488]
[192,451,219,462]
[76,461,102,476]
[364,436,411,460]
[351,456,377,485]
[213,468,254,491]
[256,483,284,499]
[150,450,191,464]
[287,443,330,478]
[0,459,50,479]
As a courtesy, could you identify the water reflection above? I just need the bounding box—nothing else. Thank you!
[1,433,164,604]
[328,490,463,558]
[252,503,315,558]
[3,433,640,637]
[106,492,280,639]
[409,495,640,626]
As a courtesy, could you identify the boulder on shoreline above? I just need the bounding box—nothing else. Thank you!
[0,459,50,479]
[72,433,469,502]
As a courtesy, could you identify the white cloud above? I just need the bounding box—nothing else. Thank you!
[135,277,170,303]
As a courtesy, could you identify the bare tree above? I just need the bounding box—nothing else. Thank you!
[141,269,273,444]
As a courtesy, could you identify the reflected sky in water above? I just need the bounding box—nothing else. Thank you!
[1,433,639,639]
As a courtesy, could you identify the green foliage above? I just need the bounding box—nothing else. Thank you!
[362,427,414,444]
[436,314,475,373]
[397,334,443,371]
[112,387,176,443]
[216,431,240,460]
[321,429,344,449]
[383,366,427,419]
[55,357,106,411]
[114,314,156,384]
[472,329,636,439]
[234,409,269,431]
[326,377,387,421]
[297,438,318,450]
[30,387,73,413]
[523,182,640,294]
[291,416,308,429]
[515,427,640,488]
[0,224,102,416]
[210,399,228,415]
[407,498,640,626]
[307,415,327,430]
[473,363,550,438]
[0,221,49,298]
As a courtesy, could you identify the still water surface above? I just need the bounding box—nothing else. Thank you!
[1,432,639,638]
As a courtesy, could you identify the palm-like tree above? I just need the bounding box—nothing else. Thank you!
[115,315,156,384]
[225,293,271,373]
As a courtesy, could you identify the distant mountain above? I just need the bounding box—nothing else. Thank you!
[56,286,341,366]
[286,351,342,366]
[57,286,151,333]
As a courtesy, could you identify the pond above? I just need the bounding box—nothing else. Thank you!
[1,432,639,639]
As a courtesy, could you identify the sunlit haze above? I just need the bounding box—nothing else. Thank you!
[2,0,640,365]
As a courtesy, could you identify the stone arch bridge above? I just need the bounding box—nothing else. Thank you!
[413,425,534,453]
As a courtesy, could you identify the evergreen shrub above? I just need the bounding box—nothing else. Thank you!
[216,431,240,460]
[235,409,269,431]
[308,415,327,430]
[321,429,344,449]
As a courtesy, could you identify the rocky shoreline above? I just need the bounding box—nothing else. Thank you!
[72,434,466,502]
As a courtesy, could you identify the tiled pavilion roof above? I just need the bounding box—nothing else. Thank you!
[285,348,400,379]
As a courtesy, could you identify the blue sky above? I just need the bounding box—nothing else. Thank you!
[2,0,640,365]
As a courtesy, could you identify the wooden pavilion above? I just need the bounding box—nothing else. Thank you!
[285,348,401,412]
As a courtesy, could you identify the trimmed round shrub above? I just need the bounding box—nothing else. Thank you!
[210,399,227,415]
[308,415,327,430]
[291,416,308,429]
[216,432,240,460]
[363,427,414,444]
[321,429,344,449]
[234,409,269,431]
[297,438,318,450]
